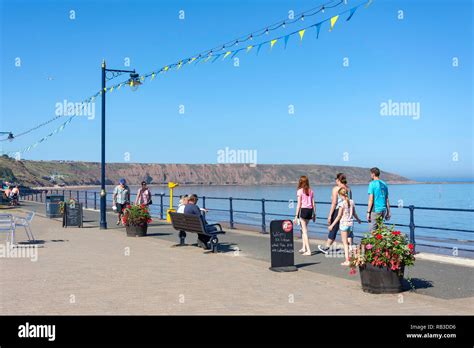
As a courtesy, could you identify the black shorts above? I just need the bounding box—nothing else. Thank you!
[299,208,313,220]
[328,208,340,240]
[116,202,128,213]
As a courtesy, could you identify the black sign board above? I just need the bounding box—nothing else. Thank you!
[269,220,297,272]
[63,202,83,228]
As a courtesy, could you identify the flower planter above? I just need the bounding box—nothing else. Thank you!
[126,224,148,237]
[359,263,404,294]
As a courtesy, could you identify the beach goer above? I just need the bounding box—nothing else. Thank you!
[184,194,217,249]
[293,176,316,256]
[10,185,20,206]
[4,186,11,201]
[367,167,391,231]
[135,181,152,206]
[319,173,352,254]
[177,195,189,213]
[328,188,361,265]
[112,179,130,226]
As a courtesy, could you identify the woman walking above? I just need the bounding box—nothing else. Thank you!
[135,181,152,206]
[319,173,353,253]
[293,176,316,256]
[328,188,361,265]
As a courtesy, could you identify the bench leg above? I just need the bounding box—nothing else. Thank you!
[179,231,186,246]
[210,236,219,253]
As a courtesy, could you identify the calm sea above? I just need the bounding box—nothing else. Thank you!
[83,183,474,253]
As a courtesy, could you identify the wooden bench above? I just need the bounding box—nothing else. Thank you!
[169,212,225,253]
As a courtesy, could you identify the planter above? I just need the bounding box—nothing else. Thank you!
[359,263,405,294]
[126,224,148,237]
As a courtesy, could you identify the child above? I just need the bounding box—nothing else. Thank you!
[328,188,361,266]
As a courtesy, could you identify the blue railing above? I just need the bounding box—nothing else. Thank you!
[19,188,474,253]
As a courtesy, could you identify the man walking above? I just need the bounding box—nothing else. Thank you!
[367,167,391,231]
[112,178,130,226]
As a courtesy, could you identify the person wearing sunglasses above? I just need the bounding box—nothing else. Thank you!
[135,181,152,206]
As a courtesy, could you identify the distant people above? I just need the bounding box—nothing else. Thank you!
[293,176,316,256]
[135,181,152,206]
[177,195,189,213]
[367,167,390,231]
[4,186,11,200]
[319,173,352,254]
[112,179,130,226]
[184,194,217,249]
[328,188,361,266]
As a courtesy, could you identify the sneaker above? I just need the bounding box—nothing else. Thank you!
[116,220,121,226]
[318,245,329,254]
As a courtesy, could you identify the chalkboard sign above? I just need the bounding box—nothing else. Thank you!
[269,220,297,272]
[63,202,83,228]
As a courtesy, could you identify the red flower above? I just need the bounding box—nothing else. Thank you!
[408,244,414,250]
[376,234,383,240]
[392,231,401,236]
[394,241,399,245]
[349,268,357,276]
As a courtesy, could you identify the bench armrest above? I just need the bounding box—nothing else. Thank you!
[207,223,223,232]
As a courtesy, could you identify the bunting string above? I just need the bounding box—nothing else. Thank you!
[3,0,372,157]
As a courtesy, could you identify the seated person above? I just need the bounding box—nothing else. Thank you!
[177,194,188,213]
[183,194,217,249]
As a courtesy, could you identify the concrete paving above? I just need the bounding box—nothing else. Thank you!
[0,201,472,315]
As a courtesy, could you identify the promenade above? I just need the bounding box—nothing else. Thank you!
[1,201,473,315]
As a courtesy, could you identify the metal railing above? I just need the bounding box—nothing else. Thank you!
[19,188,474,253]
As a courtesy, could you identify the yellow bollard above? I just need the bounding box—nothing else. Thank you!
[166,181,179,222]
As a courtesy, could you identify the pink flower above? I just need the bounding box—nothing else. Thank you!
[365,244,373,250]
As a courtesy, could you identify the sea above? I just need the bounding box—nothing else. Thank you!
[76,183,474,256]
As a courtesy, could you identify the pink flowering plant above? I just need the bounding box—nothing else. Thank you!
[349,216,415,276]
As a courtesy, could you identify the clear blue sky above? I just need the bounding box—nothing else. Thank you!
[1,0,472,181]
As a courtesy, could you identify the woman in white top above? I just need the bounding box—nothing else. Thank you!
[328,188,361,266]
[293,176,316,256]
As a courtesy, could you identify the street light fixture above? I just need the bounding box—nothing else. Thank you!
[0,132,14,142]
[99,60,140,229]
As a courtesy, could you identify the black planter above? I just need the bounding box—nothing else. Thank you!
[359,263,404,294]
[126,224,148,237]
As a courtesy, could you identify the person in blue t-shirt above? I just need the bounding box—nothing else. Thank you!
[367,167,391,231]
[184,194,217,249]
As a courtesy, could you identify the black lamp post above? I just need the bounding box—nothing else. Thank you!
[100,60,141,229]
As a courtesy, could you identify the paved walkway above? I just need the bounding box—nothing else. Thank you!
[1,202,473,315]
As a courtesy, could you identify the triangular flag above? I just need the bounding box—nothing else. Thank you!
[315,23,322,39]
[346,7,357,21]
[117,84,122,90]
[330,15,339,31]
[223,51,232,59]
[151,72,156,80]
[212,54,221,63]
[189,57,196,64]
[247,45,253,52]
[163,66,169,72]
[256,43,263,55]
[270,39,277,49]
[231,50,240,59]
[284,35,290,49]
[365,0,373,8]
[177,61,183,69]
[103,87,107,92]
[109,86,114,93]
[204,54,212,62]
[140,76,145,81]
[299,29,305,41]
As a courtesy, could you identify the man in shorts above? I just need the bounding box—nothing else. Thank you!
[112,178,130,226]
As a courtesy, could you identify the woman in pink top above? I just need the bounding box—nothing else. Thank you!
[293,176,316,256]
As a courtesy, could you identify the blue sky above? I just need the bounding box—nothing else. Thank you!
[1,0,472,180]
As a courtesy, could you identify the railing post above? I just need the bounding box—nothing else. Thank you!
[229,197,234,229]
[85,191,88,209]
[202,196,206,210]
[76,190,80,203]
[69,190,72,199]
[40,191,43,203]
[62,190,65,196]
[261,198,266,234]
[35,192,38,201]
[94,192,97,210]
[160,194,164,220]
[409,205,416,252]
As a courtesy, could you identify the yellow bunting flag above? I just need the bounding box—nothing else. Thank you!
[223,51,232,59]
[91,96,95,102]
[177,61,183,69]
[140,76,145,81]
[204,54,212,62]
[103,87,107,92]
[330,15,339,31]
[109,86,114,93]
[189,57,196,63]
[247,45,253,52]
[130,80,134,87]
[118,83,122,89]
[151,73,155,80]
[270,39,277,49]
[299,29,305,41]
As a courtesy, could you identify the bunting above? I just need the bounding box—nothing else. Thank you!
[329,15,339,31]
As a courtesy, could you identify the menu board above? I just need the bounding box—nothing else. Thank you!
[63,202,83,228]
[269,220,297,272]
